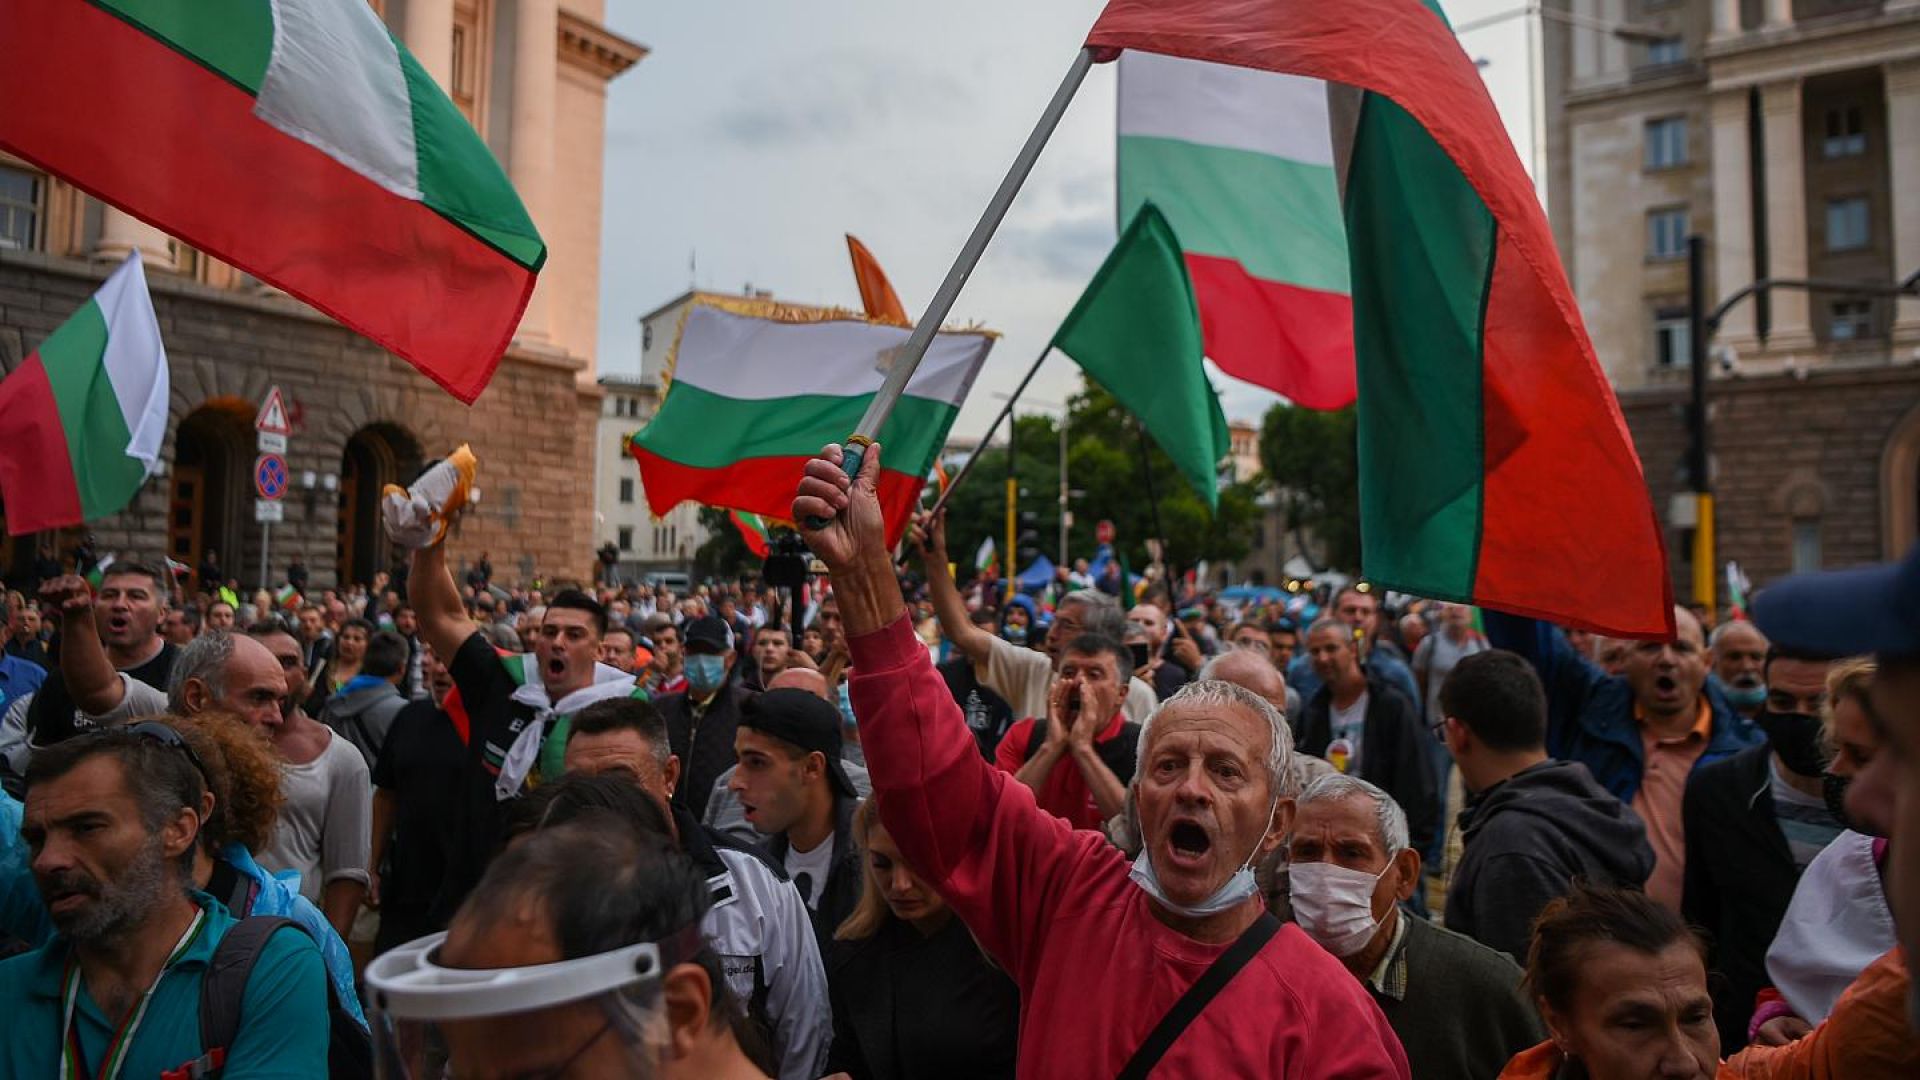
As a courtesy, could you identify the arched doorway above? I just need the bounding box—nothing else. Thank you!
[1884,400,1920,559]
[171,399,253,591]
[338,424,424,588]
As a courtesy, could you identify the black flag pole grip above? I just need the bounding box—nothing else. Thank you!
[803,436,873,531]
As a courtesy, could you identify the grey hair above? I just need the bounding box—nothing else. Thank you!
[1298,774,1409,855]
[1708,619,1765,651]
[1057,589,1124,639]
[1306,616,1355,644]
[166,630,237,710]
[1135,679,1292,798]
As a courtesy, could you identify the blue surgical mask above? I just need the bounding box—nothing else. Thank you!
[1127,792,1276,919]
[1723,683,1767,710]
[685,654,726,694]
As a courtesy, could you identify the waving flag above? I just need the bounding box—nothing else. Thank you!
[629,297,994,546]
[730,509,772,558]
[1088,0,1672,637]
[0,0,544,403]
[0,253,167,535]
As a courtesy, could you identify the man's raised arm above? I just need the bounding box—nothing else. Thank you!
[406,543,479,665]
[42,576,123,715]
[907,511,994,667]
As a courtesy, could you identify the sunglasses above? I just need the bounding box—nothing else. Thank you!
[120,720,212,785]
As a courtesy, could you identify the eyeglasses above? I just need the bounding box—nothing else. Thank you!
[1427,718,1449,744]
[121,720,212,785]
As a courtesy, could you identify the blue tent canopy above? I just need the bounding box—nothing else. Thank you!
[1015,555,1056,592]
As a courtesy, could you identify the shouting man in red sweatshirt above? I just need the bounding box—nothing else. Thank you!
[796,443,1410,1079]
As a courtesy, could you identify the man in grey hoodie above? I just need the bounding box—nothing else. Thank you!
[1438,649,1655,960]
[321,629,410,769]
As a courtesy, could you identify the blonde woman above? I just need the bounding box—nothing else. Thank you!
[823,797,1017,1080]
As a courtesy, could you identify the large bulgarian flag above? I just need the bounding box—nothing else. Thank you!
[630,297,994,547]
[0,252,169,535]
[0,0,544,404]
[1117,49,1354,409]
[1088,0,1672,637]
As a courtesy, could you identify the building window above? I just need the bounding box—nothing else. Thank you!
[618,526,633,552]
[1645,116,1688,170]
[0,165,41,252]
[1823,106,1866,159]
[618,477,635,504]
[449,13,481,126]
[1647,207,1689,261]
[1654,308,1691,368]
[1791,520,1821,574]
[1826,196,1869,252]
[1645,37,1685,66]
[642,323,654,351]
[1830,300,1873,341]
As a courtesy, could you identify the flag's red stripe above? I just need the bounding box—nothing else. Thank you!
[730,510,771,558]
[0,1,532,404]
[1185,253,1355,409]
[0,353,84,535]
[632,448,924,549]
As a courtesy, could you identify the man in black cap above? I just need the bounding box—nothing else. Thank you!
[1753,542,1920,1032]
[727,687,863,946]
[660,614,750,818]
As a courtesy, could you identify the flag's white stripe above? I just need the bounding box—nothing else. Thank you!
[1118,51,1334,167]
[669,306,992,406]
[95,251,170,475]
[255,0,422,202]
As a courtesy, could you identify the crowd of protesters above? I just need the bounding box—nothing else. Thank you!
[0,440,1916,1078]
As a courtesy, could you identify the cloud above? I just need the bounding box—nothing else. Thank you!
[990,213,1114,280]
[709,53,972,147]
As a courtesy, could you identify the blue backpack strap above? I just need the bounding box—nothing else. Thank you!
[196,916,298,1073]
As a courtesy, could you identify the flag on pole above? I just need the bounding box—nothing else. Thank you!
[84,554,118,589]
[164,556,191,584]
[730,509,772,558]
[276,583,303,610]
[0,252,168,536]
[974,536,998,576]
[628,297,995,546]
[1117,50,1354,409]
[0,0,544,403]
[1051,204,1230,509]
[846,235,909,325]
[1725,562,1751,620]
[1088,0,1673,638]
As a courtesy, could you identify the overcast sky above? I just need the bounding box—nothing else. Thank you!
[594,0,1536,439]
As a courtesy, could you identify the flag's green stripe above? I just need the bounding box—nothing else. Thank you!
[1348,92,1493,601]
[1119,135,1349,296]
[632,387,955,474]
[95,0,274,95]
[397,44,547,272]
[39,300,148,519]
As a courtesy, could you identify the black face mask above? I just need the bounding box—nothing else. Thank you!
[1755,709,1828,779]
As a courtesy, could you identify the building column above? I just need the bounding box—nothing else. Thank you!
[1763,0,1794,30]
[1760,79,1814,352]
[93,206,174,269]
[403,0,454,91]
[1889,61,1920,344]
[1713,0,1744,39]
[508,0,556,345]
[1710,91,1757,348]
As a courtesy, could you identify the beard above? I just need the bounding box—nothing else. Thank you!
[42,834,180,943]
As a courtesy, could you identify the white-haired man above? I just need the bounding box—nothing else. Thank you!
[1289,774,1541,1079]
[796,443,1407,1078]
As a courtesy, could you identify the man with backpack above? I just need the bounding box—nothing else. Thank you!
[0,726,331,1075]
[320,629,411,769]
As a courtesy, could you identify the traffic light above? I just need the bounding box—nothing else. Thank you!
[1017,509,1041,565]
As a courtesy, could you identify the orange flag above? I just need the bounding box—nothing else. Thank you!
[846,234,909,325]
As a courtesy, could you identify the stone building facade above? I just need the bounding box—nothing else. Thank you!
[1544,0,1920,598]
[0,0,642,592]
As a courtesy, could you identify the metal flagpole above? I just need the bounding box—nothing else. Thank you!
[804,48,1095,528]
[924,345,1050,521]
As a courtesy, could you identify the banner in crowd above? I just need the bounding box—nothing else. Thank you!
[0,252,168,536]
[1089,0,1673,638]
[1117,49,1355,410]
[0,0,544,404]
[629,297,995,546]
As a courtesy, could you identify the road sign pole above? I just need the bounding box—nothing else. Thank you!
[260,521,271,594]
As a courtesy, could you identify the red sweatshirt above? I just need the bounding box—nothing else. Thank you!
[850,615,1411,1079]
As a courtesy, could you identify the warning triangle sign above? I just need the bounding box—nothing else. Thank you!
[256,387,292,435]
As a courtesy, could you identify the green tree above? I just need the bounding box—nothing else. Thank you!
[693,506,759,582]
[1257,403,1360,572]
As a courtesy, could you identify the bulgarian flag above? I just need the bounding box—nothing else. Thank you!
[0,0,544,404]
[629,297,995,546]
[974,536,998,577]
[0,252,168,535]
[275,583,303,610]
[729,509,772,558]
[1087,0,1672,637]
[1117,50,1353,409]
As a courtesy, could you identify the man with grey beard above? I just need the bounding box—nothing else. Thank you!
[0,726,329,1074]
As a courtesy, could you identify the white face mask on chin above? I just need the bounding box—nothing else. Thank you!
[1287,860,1391,957]
[1128,793,1277,920]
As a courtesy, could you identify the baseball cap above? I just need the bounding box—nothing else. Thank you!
[1752,542,1920,658]
[682,615,734,654]
[740,688,859,799]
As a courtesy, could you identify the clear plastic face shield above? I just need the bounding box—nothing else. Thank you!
[365,926,699,1080]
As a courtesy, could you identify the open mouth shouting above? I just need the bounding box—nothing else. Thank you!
[1163,818,1214,872]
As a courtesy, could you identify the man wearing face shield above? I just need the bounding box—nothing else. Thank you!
[366,819,769,1079]
[1680,646,1843,1049]
[1288,775,1542,1080]
[794,443,1408,1078]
